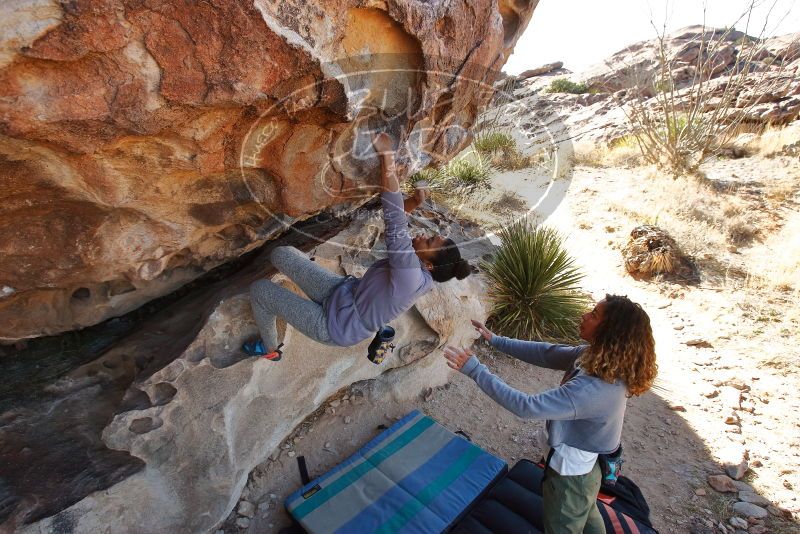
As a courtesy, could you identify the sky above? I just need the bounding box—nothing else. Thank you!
[504,0,800,75]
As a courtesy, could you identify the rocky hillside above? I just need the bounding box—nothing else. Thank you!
[498,26,800,146]
[0,0,536,342]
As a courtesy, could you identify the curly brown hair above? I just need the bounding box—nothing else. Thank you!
[580,294,658,396]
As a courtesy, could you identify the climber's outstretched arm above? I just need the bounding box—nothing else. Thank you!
[372,132,400,193]
[371,132,427,213]
[403,185,428,213]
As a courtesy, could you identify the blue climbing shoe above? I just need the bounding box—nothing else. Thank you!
[242,339,283,362]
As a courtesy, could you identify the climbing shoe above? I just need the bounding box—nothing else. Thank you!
[242,339,284,362]
[367,326,395,365]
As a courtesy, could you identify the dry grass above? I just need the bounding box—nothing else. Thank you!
[753,123,800,157]
[490,191,528,214]
[473,131,537,171]
[595,161,799,374]
[742,213,800,295]
[607,161,800,305]
[572,138,645,168]
[617,171,729,248]
[572,140,605,167]
[436,188,530,233]
[713,123,800,160]
[607,168,782,279]
[575,124,799,170]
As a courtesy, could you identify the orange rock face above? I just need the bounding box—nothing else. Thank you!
[0,0,535,341]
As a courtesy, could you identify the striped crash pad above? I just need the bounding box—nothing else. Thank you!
[285,411,508,534]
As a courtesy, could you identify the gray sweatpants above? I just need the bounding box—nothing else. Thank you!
[249,246,344,351]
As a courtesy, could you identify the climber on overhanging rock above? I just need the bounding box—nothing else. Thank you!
[242,131,473,362]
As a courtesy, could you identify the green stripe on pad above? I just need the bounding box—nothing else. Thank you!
[292,416,437,519]
[288,411,425,510]
[373,445,484,534]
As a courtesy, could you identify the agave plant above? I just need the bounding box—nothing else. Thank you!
[481,220,589,342]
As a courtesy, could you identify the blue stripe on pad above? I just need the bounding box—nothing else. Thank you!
[289,415,435,519]
[423,452,507,523]
[285,410,423,510]
[332,437,472,534]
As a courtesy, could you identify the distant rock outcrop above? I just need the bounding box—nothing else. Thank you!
[494,27,800,147]
[0,0,537,342]
[517,61,565,80]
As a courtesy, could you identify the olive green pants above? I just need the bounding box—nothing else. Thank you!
[542,461,606,534]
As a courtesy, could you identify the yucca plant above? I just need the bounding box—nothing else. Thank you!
[481,220,589,342]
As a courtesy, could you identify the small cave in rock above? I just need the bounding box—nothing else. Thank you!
[70,287,91,302]
[151,383,177,406]
[108,279,137,296]
[118,387,152,414]
[129,416,161,435]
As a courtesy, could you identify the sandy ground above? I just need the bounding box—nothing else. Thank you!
[223,155,799,534]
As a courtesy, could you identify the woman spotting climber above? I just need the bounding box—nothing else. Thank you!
[242,132,472,362]
[444,296,658,533]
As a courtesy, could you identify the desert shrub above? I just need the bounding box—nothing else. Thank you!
[444,155,492,188]
[489,191,528,214]
[622,225,689,278]
[546,78,589,94]
[726,218,760,245]
[473,132,517,154]
[572,137,644,168]
[410,154,492,195]
[623,16,794,177]
[481,220,588,342]
[473,131,535,170]
[571,141,605,167]
[495,149,536,171]
[410,166,445,187]
[609,135,639,150]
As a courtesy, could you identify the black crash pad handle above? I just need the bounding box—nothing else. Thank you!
[297,455,311,485]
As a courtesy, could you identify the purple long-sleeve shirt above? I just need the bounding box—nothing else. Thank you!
[325,190,433,346]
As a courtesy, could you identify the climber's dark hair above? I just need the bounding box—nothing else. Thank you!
[430,238,471,283]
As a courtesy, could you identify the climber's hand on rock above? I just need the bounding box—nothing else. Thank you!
[444,346,472,371]
[371,132,395,156]
[413,182,429,205]
[471,320,494,342]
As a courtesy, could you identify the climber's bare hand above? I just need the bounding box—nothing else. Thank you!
[471,320,494,342]
[371,132,394,156]
[413,183,428,204]
[444,346,473,371]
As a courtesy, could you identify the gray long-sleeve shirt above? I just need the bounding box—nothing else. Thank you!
[460,335,628,454]
[325,191,433,346]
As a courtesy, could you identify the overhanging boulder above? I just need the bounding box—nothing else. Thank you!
[14,205,493,532]
[0,0,536,341]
